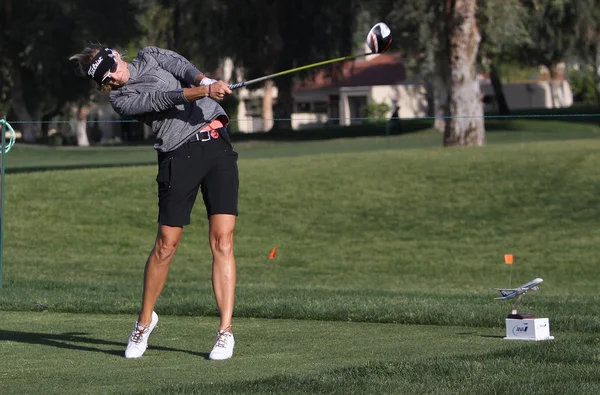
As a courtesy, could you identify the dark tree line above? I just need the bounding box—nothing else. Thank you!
[1,0,598,145]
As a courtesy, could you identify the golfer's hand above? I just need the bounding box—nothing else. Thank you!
[209,81,232,101]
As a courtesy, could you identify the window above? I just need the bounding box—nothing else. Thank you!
[296,102,311,112]
[313,102,328,113]
[244,99,262,117]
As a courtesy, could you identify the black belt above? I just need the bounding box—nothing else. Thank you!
[188,130,213,143]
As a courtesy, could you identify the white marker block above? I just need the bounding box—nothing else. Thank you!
[504,318,554,341]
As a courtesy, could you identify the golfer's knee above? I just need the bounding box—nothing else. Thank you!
[153,239,178,263]
[211,232,234,257]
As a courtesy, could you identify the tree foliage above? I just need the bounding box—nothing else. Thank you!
[132,0,360,131]
[1,0,597,143]
[370,0,485,145]
[566,0,600,104]
[518,0,581,71]
[0,0,143,140]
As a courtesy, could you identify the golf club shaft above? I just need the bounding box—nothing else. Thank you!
[228,52,373,90]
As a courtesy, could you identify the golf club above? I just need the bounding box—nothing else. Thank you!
[228,22,392,90]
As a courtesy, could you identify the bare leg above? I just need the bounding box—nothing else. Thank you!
[209,214,237,331]
[138,224,183,326]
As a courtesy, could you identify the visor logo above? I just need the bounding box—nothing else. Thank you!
[88,56,103,77]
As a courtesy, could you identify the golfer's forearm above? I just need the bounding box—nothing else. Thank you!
[183,86,210,102]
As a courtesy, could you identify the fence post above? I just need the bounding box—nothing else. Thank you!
[0,117,6,288]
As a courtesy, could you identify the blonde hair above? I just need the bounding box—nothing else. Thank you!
[69,43,125,91]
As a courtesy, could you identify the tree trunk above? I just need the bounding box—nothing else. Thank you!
[262,80,274,132]
[433,6,450,133]
[548,64,563,108]
[95,107,114,144]
[433,52,450,132]
[10,65,40,142]
[41,108,62,137]
[444,0,485,147]
[76,104,90,147]
[489,61,510,115]
[595,38,600,105]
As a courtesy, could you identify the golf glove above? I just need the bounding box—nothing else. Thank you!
[199,77,217,86]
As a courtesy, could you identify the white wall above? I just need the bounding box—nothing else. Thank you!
[291,113,329,129]
[371,85,429,119]
[480,81,573,111]
[236,85,279,133]
[338,87,372,126]
[293,90,336,104]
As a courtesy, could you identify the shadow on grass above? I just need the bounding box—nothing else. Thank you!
[24,120,433,149]
[485,106,600,132]
[456,331,504,339]
[0,329,210,359]
[5,162,155,175]
[479,334,505,339]
[229,120,432,143]
[485,119,600,133]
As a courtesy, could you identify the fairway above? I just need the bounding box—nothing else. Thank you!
[0,312,529,394]
[2,126,600,394]
[2,312,598,394]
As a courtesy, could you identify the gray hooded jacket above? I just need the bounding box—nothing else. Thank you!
[109,46,230,153]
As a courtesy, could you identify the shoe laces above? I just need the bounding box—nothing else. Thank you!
[130,323,148,344]
[215,326,232,348]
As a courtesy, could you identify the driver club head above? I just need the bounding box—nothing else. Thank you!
[367,22,393,54]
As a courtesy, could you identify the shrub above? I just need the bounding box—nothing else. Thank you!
[568,67,597,105]
[363,101,391,122]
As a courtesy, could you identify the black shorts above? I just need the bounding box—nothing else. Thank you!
[155,128,239,226]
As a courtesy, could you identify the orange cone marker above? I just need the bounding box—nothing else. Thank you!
[269,247,277,259]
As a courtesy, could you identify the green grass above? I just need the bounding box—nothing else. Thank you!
[2,121,600,393]
[2,312,599,395]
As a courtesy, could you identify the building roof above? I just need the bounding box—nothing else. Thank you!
[293,53,406,92]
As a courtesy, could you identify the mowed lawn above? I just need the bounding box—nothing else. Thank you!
[2,122,600,394]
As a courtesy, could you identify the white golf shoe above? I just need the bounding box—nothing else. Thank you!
[208,327,235,360]
[125,311,158,358]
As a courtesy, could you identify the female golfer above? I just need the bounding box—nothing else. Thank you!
[70,45,238,360]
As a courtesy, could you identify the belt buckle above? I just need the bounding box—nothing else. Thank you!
[198,130,211,142]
